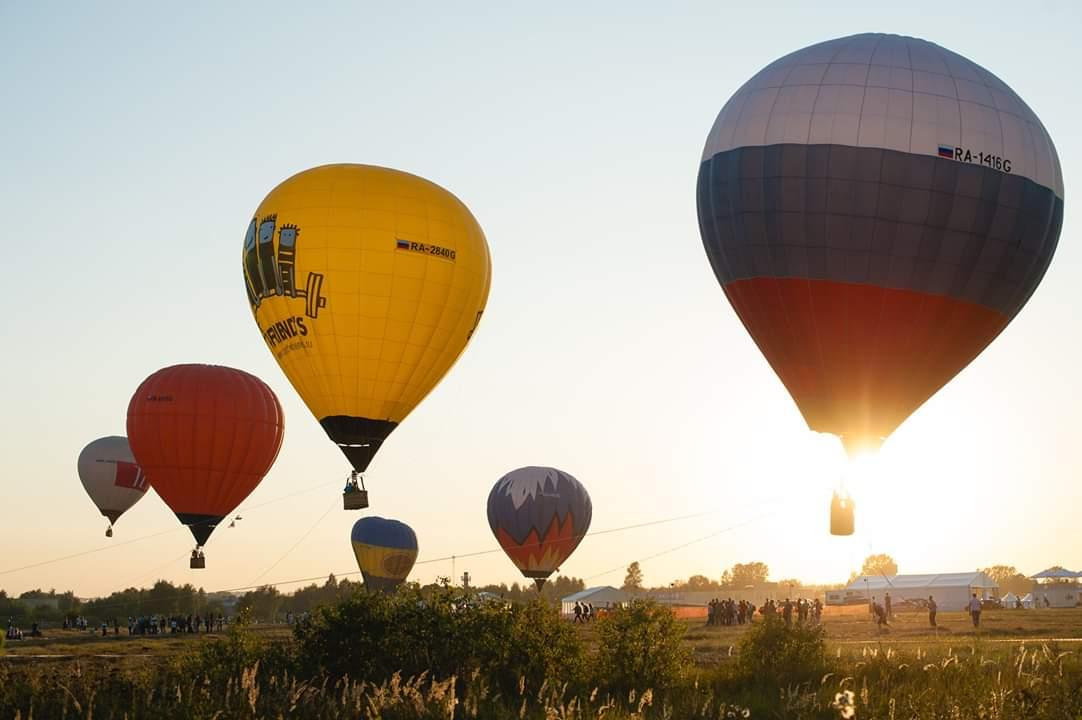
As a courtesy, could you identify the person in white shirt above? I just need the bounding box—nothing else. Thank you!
[968,593,982,628]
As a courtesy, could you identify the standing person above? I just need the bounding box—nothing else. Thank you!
[884,592,892,620]
[928,595,937,627]
[874,601,889,630]
[573,602,582,623]
[968,593,982,628]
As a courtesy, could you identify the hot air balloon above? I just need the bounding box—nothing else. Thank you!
[350,516,418,593]
[77,436,148,537]
[696,34,1063,534]
[127,364,284,567]
[487,467,592,589]
[242,164,492,511]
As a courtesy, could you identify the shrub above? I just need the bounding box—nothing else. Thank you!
[736,614,827,685]
[293,585,585,696]
[176,608,292,685]
[595,600,690,692]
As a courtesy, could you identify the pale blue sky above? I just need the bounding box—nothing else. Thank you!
[1,1,1079,597]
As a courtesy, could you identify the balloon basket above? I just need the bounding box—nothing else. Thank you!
[344,488,369,510]
[190,555,206,569]
[830,491,855,536]
[105,527,113,538]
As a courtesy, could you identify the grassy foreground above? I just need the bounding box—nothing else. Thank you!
[2,599,1081,718]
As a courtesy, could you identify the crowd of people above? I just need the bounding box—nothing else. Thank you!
[707,598,754,625]
[30,614,232,637]
[125,614,227,635]
[5,620,43,640]
[707,597,823,626]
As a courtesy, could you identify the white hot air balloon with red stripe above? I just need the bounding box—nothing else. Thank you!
[77,436,149,537]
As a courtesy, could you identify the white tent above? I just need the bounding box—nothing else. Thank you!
[1020,593,1036,609]
[844,572,998,612]
[1030,568,1081,580]
[1029,568,1082,608]
[560,586,633,616]
[1001,592,1020,607]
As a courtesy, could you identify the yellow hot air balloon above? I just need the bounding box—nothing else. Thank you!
[243,165,491,508]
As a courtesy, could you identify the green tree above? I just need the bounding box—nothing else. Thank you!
[595,600,690,691]
[861,553,898,578]
[239,586,283,622]
[738,614,827,685]
[622,561,643,590]
[981,565,1033,596]
[540,575,585,602]
[678,574,720,591]
[728,562,770,586]
[294,586,584,696]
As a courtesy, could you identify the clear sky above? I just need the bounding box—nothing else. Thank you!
[1,1,1079,599]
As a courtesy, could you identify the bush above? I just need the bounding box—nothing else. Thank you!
[595,600,690,692]
[736,614,827,685]
[176,608,291,685]
[293,585,585,696]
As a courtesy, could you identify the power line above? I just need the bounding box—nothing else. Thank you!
[0,480,344,577]
[583,495,793,582]
[235,480,342,514]
[0,528,183,577]
[75,498,786,611]
[249,497,339,585]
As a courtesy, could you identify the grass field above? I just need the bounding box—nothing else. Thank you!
[4,604,1082,718]
[5,606,1079,665]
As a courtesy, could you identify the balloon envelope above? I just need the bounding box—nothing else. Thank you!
[487,467,592,588]
[696,33,1063,455]
[77,436,147,527]
[350,516,418,593]
[243,164,492,473]
[126,364,284,546]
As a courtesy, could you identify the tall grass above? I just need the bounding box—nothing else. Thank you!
[2,595,1081,718]
[3,646,1080,719]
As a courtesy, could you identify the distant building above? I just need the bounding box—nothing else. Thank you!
[560,584,790,620]
[843,572,998,612]
[1029,568,1081,608]
[560,586,633,617]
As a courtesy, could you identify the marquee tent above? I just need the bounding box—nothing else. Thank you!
[844,572,998,612]
[560,587,633,617]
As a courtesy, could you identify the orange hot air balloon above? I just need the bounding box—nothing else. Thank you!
[127,364,284,566]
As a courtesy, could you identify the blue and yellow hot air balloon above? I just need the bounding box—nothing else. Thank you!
[350,517,419,593]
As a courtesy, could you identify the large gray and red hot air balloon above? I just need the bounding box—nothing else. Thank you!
[696,34,1063,531]
[487,467,592,589]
